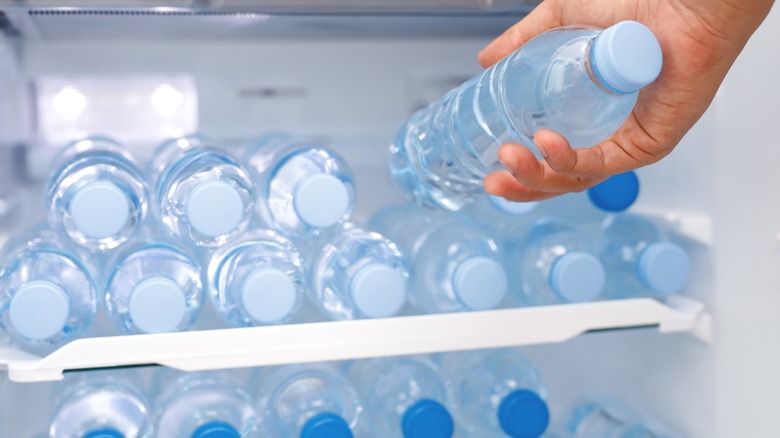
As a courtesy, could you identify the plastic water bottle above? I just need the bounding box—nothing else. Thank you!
[460,194,539,236]
[544,172,640,226]
[347,356,454,438]
[153,371,256,438]
[148,135,256,248]
[243,133,356,238]
[45,137,150,252]
[371,204,507,313]
[389,21,662,210]
[309,224,409,320]
[0,226,98,347]
[504,218,605,306]
[208,229,307,327]
[105,239,204,334]
[563,394,681,438]
[253,363,362,438]
[439,349,550,438]
[49,372,152,438]
[598,214,691,299]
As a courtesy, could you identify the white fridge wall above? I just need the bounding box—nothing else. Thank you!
[0,4,777,435]
[710,4,780,436]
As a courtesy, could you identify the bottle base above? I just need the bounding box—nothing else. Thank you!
[387,128,474,212]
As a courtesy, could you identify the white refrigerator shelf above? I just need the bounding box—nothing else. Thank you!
[0,295,712,383]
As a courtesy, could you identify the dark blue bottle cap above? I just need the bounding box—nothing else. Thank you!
[83,429,124,438]
[497,390,550,438]
[301,412,353,438]
[401,399,455,438]
[587,171,639,212]
[191,421,241,438]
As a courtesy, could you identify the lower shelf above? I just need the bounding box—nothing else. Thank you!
[0,296,712,383]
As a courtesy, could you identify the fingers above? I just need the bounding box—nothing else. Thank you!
[487,132,644,201]
[496,141,605,194]
[484,171,562,202]
[534,129,608,177]
[478,1,561,68]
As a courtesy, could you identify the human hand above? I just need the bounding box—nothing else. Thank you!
[482,0,774,201]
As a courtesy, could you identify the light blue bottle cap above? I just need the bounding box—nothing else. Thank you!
[549,252,605,303]
[70,181,130,239]
[241,267,297,323]
[587,171,639,212]
[498,390,550,438]
[454,256,507,311]
[128,277,187,334]
[592,21,663,94]
[9,280,70,341]
[293,173,351,228]
[191,421,241,438]
[350,263,406,319]
[186,180,244,237]
[300,413,353,438]
[402,399,455,438]
[637,241,691,294]
[488,195,538,216]
[83,429,125,438]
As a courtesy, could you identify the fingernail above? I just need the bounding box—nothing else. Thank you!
[534,138,548,159]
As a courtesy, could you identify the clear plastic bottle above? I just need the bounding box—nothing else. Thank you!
[563,394,682,438]
[208,229,307,327]
[0,226,98,348]
[389,22,661,210]
[49,372,152,438]
[439,349,550,438]
[243,133,356,239]
[309,224,409,320]
[348,356,454,438]
[543,171,641,227]
[598,214,691,299]
[104,239,204,334]
[148,135,256,248]
[153,371,256,438]
[45,136,150,252]
[253,363,362,438]
[504,218,605,306]
[459,194,539,238]
[371,205,507,313]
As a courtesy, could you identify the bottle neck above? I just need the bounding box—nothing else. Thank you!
[585,39,628,96]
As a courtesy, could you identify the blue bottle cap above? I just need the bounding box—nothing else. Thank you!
[191,421,241,438]
[453,256,507,311]
[186,179,244,237]
[402,399,455,438]
[241,267,298,323]
[300,413,353,438]
[592,21,662,94]
[293,173,351,228]
[637,241,691,294]
[497,390,550,438]
[83,429,125,438]
[350,263,406,319]
[549,252,605,303]
[9,280,70,341]
[69,181,130,239]
[128,276,187,334]
[587,171,639,213]
[488,195,539,216]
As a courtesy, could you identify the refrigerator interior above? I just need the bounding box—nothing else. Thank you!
[0,2,778,437]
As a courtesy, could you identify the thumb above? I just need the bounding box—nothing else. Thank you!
[477,1,561,68]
